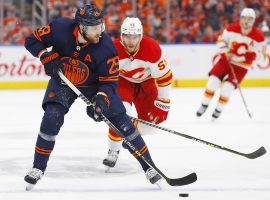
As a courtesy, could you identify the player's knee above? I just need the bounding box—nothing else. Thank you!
[206,75,222,91]
[40,103,66,136]
[109,113,138,140]
[221,81,236,97]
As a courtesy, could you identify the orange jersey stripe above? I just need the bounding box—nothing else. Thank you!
[218,96,229,104]
[35,146,52,155]
[108,129,122,141]
[132,145,148,158]
[204,89,215,98]
[99,76,119,82]
[33,31,42,42]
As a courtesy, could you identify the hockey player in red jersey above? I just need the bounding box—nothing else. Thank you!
[196,8,267,120]
[102,17,173,168]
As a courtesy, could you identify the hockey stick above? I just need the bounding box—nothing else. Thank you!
[129,117,266,159]
[58,71,197,186]
[229,63,253,118]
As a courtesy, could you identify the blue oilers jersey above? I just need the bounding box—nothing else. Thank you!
[25,17,119,97]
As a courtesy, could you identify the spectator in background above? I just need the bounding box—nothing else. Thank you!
[201,25,217,43]
[2,2,32,44]
[261,20,270,44]
[1,0,270,44]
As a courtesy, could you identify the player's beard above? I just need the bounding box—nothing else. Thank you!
[123,41,140,54]
[79,26,101,44]
[87,34,101,44]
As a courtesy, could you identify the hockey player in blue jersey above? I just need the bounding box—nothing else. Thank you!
[24,4,161,190]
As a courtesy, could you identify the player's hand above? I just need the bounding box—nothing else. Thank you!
[244,52,256,64]
[40,51,64,84]
[86,92,110,122]
[148,98,170,124]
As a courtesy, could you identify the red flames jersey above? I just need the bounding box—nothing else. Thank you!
[216,22,266,68]
[113,36,172,87]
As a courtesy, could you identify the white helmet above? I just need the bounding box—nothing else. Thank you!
[121,17,143,36]
[240,8,256,19]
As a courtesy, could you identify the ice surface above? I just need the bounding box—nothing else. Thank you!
[0,88,269,200]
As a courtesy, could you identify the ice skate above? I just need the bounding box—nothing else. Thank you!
[145,168,162,186]
[212,108,222,121]
[196,104,208,117]
[24,168,44,191]
[102,150,120,171]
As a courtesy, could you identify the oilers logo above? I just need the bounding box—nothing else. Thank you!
[61,57,89,85]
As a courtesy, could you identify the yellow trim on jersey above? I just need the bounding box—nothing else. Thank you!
[156,70,172,81]
[108,133,122,141]
[156,70,173,87]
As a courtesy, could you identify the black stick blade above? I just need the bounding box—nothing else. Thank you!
[245,146,267,159]
[167,172,197,186]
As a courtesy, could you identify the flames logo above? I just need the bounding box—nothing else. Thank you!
[61,57,89,85]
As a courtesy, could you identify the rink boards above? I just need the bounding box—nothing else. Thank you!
[0,44,270,89]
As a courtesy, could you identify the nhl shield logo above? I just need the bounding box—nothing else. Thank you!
[61,57,89,85]
[79,9,85,15]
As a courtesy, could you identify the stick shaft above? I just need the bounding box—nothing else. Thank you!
[58,71,197,186]
[229,64,252,118]
[130,116,265,159]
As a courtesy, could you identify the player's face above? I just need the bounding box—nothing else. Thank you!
[240,16,254,33]
[122,34,141,54]
[84,24,103,43]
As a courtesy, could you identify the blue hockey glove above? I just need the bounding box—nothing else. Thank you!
[40,51,64,84]
[86,93,110,122]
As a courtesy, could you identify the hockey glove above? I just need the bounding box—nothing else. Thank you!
[148,99,170,124]
[244,52,256,64]
[86,92,110,122]
[40,51,64,84]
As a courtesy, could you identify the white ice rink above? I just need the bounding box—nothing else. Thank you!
[0,88,269,200]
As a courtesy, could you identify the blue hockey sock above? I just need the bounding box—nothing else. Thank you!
[125,134,153,172]
[33,135,55,172]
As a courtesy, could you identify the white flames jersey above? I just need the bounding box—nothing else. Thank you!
[217,22,266,68]
[113,36,173,87]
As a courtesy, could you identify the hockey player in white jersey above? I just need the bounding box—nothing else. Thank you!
[103,17,173,170]
[196,8,267,120]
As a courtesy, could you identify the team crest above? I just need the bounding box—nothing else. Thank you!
[61,57,89,85]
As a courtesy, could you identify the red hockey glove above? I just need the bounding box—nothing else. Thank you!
[148,99,170,124]
[244,52,256,64]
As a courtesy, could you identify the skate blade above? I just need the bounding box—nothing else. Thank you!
[25,183,35,191]
[155,181,162,189]
[104,166,112,173]
[211,118,216,122]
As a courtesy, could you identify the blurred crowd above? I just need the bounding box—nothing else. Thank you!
[2,2,32,44]
[1,0,270,44]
